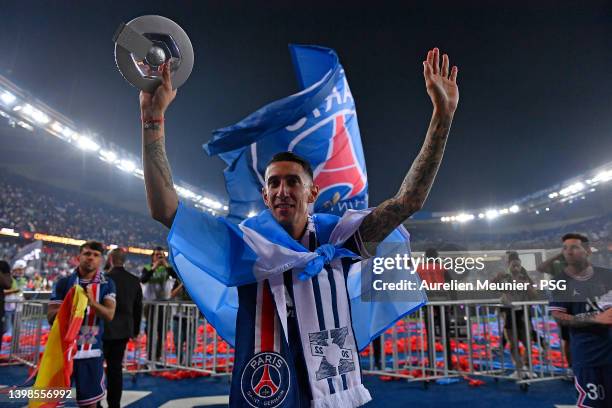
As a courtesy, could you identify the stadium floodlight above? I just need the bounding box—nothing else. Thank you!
[77,135,100,152]
[176,186,197,200]
[535,210,540,215]
[21,104,50,124]
[456,213,474,223]
[99,149,118,163]
[485,209,499,220]
[478,213,485,219]
[509,205,520,213]
[16,121,34,131]
[223,206,229,211]
[559,181,584,197]
[545,207,550,212]
[51,121,63,133]
[200,196,223,210]
[118,159,136,173]
[62,127,75,139]
[591,170,612,184]
[1,91,16,105]
[548,192,559,199]
[247,211,258,218]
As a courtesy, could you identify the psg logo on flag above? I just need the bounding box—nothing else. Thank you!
[205,45,369,220]
[241,352,290,408]
[292,106,367,215]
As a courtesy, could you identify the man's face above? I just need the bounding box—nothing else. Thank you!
[562,238,590,267]
[508,259,522,274]
[78,247,103,274]
[262,161,319,229]
[152,250,165,263]
[12,267,24,278]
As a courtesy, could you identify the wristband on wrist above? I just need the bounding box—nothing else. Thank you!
[142,117,164,123]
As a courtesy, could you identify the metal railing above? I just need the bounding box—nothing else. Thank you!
[127,301,233,377]
[3,298,570,389]
[362,299,569,389]
[2,301,46,368]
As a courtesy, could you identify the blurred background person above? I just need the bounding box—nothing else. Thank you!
[493,251,540,379]
[3,259,27,336]
[141,246,175,365]
[0,261,13,343]
[103,248,143,408]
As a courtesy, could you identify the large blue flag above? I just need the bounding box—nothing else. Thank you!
[205,45,368,220]
[169,45,425,350]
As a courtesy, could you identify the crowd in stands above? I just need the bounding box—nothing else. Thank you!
[0,173,167,248]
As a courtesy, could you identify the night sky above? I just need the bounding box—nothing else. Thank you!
[1,1,611,212]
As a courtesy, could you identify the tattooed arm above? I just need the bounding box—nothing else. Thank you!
[140,63,179,228]
[552,309,612,328]
[360,48,459,251]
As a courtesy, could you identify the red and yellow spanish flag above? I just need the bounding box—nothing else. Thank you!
[29,285,88,408]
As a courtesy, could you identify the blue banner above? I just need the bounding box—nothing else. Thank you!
[204,45,368,220]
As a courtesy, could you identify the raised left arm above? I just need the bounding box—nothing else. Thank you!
[360,48,459,249]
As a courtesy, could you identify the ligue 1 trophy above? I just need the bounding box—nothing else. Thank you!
[113,15,194,92]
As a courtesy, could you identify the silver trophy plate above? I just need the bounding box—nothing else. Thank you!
[113,15,194,92]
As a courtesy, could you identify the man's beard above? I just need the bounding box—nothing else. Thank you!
[79,264,97,275]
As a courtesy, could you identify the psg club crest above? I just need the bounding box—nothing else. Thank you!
[241,352,290,408]
[205,45,369,220]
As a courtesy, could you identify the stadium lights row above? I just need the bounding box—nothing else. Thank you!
[548,170,612,200]
[440,166,612,224]
[440,205,520,223]
[0,84,228,214]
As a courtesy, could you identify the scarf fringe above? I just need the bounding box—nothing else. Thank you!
[311,384,372,408]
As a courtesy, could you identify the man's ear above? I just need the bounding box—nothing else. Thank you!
[262,187,272,209]
[308,184,320,204]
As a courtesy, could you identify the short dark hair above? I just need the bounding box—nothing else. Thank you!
[266,151,313,180]
[0,260,9,275]
[151,246,165,260]
[562,233,589,244]
[506,251,520,263]
[79,240,105,254]
[109,248,127,266]
[424,248,439,258]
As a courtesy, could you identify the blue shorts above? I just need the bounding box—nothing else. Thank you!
[72,356,106,406]
[574,365,612,408]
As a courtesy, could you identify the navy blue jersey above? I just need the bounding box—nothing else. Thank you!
[229,224,366,408]
[549,267,612,369]
[50,269,116,359]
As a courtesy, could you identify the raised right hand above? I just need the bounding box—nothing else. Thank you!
[140,63,177,118]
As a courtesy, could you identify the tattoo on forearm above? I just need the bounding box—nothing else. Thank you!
[144,138,174,190]
[143,122,162,132]
[360,115,452,244]
[555,311,598,328]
